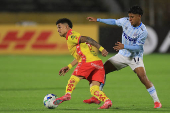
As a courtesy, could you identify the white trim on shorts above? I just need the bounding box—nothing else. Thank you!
[108,53,144,70]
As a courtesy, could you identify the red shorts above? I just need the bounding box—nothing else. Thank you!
[72,60,105,84]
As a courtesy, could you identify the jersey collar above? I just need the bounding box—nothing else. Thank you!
[66,29,72,40]
[132,22,142,29]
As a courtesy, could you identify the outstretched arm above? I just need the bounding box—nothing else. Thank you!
[80,36,108,57]
[87,17,116,25]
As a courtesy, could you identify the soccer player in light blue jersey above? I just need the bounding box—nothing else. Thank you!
[84,6,162,108]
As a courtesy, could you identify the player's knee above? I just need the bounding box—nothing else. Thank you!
[91,81,100,86]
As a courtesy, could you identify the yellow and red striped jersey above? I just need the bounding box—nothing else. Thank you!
[66,29,101,62]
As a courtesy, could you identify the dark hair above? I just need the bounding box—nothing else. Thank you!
[128,6,143,16]
[56,18,73,28]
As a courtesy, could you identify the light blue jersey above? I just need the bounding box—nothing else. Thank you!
[97,17,148,58]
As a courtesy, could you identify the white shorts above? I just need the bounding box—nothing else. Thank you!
[108,53,145,70]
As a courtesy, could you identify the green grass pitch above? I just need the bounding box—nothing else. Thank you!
[0,53,169,113]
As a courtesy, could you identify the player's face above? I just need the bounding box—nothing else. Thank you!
[128,13,141,27]
[57,23,69,37]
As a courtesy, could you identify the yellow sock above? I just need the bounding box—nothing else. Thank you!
[90,85,109,102]
[65,75,80,94]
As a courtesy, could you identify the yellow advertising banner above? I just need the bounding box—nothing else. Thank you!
[0,25,98,55]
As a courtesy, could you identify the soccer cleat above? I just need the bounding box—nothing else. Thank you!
[83,96,101,104]
[53,93,71,105]
[98,99,112,109]
[154,102,162,108]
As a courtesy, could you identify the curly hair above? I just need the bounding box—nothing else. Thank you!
[128,6,143,16]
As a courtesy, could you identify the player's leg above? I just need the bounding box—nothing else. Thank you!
[84,54,127,104]
[129,57,161,108]
[100,54,128,90]
[84,60,117,104]
[100,60,117,90]
[94,55,125,91]
[134,67,162,108]
[83,60,112,109]
[90,81,112,109]
[53,75,84,105]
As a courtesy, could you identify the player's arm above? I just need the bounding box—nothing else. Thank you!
[87,17,116,25]
[80,36,108,57]
[59,59,78,76]
[113,29,147,51]
[113,42,143,51]
[120,31,147,51]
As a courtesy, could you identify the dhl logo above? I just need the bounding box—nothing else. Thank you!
[0,25,69,54]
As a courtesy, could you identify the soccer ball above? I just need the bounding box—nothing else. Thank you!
[43,94,58,109]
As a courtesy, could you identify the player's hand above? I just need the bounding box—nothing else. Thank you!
[101,49,108,57]
[113,42,124,51]
[86,17,97,22]
[59,66,70,76]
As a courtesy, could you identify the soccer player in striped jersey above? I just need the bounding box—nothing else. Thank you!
[53,18,112,109]
[84,6,162,108]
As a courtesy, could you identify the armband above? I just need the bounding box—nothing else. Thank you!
[99,46,104,52]
[67,64,72,69]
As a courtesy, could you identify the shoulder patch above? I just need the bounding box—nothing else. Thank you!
[70,35,77,40]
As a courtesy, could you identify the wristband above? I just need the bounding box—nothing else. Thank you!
[68,64,72,69]
[99,46,104,52]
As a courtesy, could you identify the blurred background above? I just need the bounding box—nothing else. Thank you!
[0,0,169,54]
